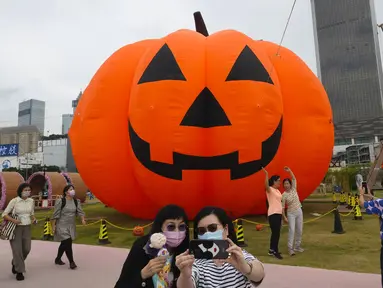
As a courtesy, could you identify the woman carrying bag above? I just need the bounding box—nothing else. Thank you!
[1,183,36,281]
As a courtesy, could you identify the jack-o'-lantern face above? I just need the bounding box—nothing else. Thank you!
[70,23,333,220]
[129,32,283,181]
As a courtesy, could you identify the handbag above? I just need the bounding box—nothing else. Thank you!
[0,200,19,240]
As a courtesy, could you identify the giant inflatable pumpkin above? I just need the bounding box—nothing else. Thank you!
[70,13,334,219]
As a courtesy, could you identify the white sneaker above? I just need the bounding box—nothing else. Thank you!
[294,247,304,253]
[288,249,296,256]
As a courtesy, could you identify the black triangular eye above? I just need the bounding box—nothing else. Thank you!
[138,44,186,84]
[225,45,273,84]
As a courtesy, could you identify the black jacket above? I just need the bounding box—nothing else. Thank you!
[114,235,180,288]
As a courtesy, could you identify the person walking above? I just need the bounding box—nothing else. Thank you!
[262,167,283,259]
[1,183,36,281]
[282,166,304,256]
[52,184,86,269]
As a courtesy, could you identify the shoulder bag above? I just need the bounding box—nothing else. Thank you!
[0,199,19,240]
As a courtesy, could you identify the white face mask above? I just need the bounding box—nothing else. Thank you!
[21,191,31,198]
[68,190,76,197]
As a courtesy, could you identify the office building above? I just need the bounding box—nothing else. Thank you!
[62,114,73,134]
[311,0,383,124]
[18,99,46,134]
[0,125,40,156]
[66,91,82,172]
[72,91,82,114]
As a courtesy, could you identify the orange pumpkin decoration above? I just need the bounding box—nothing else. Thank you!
[256,224,263,231]
[70,12,333,219]
[133,226,144,237]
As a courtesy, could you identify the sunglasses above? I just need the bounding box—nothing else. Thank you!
[196,224,220,236]
[166,223,187,232]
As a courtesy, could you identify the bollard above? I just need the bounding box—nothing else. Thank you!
[43,217,53,241]
[346,193,352,209]
[235,219,247,247]
[332,192,337,204]
[332,209,345,234]
[339,192,346,205]
[353,204,363,220]
[98,219,111,245]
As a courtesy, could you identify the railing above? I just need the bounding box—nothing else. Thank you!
[31,195,62,209]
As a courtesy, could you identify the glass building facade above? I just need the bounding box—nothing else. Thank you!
[311,0,383,123]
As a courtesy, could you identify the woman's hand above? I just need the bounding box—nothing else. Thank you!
[141,256,168,279]
[261,167,268,175]
[13,219,21,225]
[225,239,251,275]
[284,166,290,172]
[283,216,288,224]
[176,250,195,278]
[81,218,87,225]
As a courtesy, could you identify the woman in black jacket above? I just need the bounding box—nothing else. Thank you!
[115,204,189,288]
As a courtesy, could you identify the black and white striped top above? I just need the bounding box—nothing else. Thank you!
[191,250,263,288]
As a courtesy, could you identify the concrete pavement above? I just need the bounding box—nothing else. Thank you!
[0,240,379,287]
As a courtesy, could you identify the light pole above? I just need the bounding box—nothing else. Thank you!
[378,24,383,32]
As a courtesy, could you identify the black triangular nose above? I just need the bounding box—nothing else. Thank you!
[180,87,231,128]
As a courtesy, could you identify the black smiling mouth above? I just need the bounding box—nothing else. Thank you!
[128,118,282,181]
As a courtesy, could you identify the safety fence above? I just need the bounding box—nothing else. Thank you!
[1,193,366,246]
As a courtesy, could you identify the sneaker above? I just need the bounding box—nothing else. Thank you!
[295,247,305,253]
[288,249,296,256]
[268,250,283,259]
[16,273,24,281]
[55,258,65,265]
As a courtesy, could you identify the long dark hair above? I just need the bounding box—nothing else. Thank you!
[149,204,189,283]
[268,175,280,187]
[17,183,32,197]
[193,206,238,245]
[61,184,78,211]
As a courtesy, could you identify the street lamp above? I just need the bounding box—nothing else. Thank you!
[42,164,47,176]
[379,24,383,32]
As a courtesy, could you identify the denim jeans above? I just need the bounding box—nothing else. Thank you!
[287,208,303,250]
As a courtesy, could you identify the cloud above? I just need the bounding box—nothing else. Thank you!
[0,0,382,134]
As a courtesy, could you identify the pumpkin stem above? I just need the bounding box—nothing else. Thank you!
[193,11,209,36]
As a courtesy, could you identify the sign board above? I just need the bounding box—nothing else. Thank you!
[0,144,18,157]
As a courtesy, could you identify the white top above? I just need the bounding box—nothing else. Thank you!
[192,249,264,288]
[2,197,35,226]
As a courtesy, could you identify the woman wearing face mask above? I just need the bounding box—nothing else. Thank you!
[281,166,304,256]
[115,204,189,288]
[52,184,86,269]
[262,167,283,259]
[1,183,36,281]
[176,207,265,288]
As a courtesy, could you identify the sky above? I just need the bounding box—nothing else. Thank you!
[0,0,382,135]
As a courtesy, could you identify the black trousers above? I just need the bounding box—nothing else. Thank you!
[57,238,74,263]
[268,213,282,253]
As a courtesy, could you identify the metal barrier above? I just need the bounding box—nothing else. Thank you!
[32,195,62,209]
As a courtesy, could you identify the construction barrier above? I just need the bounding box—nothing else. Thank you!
[347,193,352,209]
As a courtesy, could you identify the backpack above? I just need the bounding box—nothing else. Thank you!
[60,197,78,215]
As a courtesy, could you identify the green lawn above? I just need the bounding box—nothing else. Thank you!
[32,201,381,274]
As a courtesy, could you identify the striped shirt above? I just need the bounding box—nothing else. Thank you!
[192,250,263,288]
[282,179,302,213]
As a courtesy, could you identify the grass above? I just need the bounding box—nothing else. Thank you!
[32,201,381,274]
